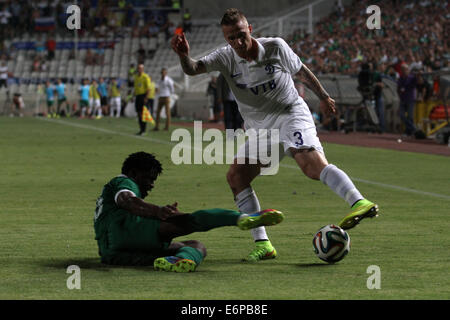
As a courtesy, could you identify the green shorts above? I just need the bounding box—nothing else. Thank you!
[97,213,170,266]
[58,97,66,103]
[80,100,88,107]
[47,100,54,107]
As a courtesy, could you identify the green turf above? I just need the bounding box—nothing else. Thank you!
[0,117,449,300]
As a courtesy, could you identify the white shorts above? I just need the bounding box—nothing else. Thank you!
[236,102,324,165]
[89,98,101,108]
[110,97,121,108]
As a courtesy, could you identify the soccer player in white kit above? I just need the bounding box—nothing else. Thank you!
[171,8,379,262]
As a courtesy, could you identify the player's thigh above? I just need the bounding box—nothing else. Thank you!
[108,214,165,252]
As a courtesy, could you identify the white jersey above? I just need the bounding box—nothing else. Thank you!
[157,76,174,98]
[202,37,305,129]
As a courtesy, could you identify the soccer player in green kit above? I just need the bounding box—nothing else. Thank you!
[94,152,284,272]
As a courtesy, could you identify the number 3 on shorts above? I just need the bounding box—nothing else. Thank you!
[293,131,303,147]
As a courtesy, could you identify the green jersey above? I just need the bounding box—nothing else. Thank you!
[94,175,142,240]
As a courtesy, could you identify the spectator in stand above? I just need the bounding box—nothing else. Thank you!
[85,49,95,66]
[182,8,192,33]
[136,43,146,64]
[397,64,417,137]
[46,36,56,61]
[0,5,11,39]
[95,43,106,65]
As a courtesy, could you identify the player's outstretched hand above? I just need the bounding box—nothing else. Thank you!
[157,202,181,220]
[319,96,336,115]
[171,32,190,57]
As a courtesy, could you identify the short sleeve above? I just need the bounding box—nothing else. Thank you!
[278,38,302,75]
[111,177,141,204]
[201,47,228,74]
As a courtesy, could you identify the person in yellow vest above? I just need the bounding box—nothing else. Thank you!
[89,79,102,119]
[133,64,152,135]
[109,78,122,118]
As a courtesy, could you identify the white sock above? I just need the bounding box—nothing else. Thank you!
[320,164,363,206]
[235,187,268,241]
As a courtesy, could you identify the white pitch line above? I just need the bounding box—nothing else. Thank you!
[39,118,450,201]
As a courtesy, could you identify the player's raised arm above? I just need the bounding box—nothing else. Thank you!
[171,33,206,76]
[297,64,336,115]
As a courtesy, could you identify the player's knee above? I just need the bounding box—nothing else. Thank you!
[226,167,239,189]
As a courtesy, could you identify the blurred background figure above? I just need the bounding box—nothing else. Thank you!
[217,73,243,139]
[109,78,122,118]
[206,75,220,123]
[154,68,174,131]
[397,64,417,137]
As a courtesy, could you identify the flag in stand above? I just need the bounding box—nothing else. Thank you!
[142,106,155,125]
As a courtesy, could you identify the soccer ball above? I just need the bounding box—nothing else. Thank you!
[313,224,350,263]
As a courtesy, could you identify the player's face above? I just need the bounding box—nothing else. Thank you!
[133,169,158,196]
[222,19,253,59]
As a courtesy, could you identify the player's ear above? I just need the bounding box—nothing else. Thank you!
[248,24,253,34]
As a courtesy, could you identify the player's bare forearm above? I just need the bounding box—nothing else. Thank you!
[117,191,182,220]
[297,65,330,100]
[179,55,206,76]
[117,192,161,218]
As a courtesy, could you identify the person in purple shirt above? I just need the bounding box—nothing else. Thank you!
[397,64,417,136]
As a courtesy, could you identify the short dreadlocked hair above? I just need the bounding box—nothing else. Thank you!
[121,152,162,177]
[220,8,247,26]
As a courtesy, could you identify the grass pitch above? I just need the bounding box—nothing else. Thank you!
[0,116,449,300]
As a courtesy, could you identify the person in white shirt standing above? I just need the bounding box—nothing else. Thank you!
[0,60,9,91]
[154,68,174,131]
[171,8,379,262]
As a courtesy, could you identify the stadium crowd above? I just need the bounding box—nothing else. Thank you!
[286,0,449,77]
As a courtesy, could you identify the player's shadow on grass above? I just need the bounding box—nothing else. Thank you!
[41,258,111,272]
[296,263,334,268]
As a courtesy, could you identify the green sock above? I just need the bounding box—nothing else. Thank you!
[175,246,204,265]
[188,208,241,232]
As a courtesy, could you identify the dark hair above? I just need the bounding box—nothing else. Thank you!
[220,8,247,26]
[121,152,162,177]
